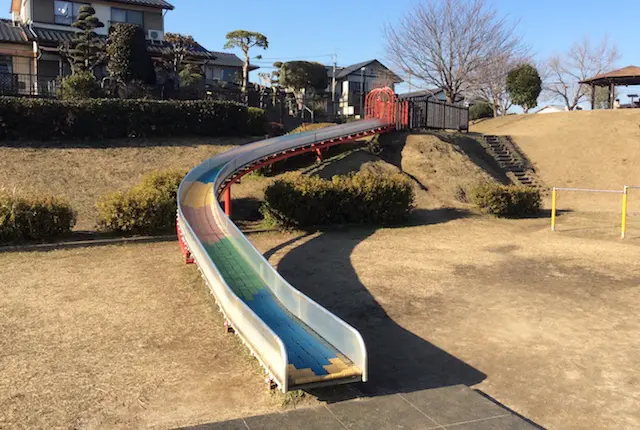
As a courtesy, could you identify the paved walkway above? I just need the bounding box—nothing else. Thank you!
[181,385,541,430]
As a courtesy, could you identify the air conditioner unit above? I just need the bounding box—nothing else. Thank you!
[147,29,164,43]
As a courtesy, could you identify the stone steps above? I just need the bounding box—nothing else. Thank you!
[482,134,543,188]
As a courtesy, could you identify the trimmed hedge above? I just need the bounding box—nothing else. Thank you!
[0,192,76,243]
[261,171,415,228]
[96,169,186,233]
[0,97,266,141]
[471,182,541,217]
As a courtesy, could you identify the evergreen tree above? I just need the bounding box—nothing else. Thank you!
[224,30,268,94]
[61,5,106,74]
[506,64,542,113]
[107,24,156,85]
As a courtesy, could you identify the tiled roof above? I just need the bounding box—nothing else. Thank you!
[146,41,217,60]
[207,51,258,70]
[26,25,252,70]
[336,59,376,79]
[109,0,174,10]
[30,26,78,44]
[0,19,28,43]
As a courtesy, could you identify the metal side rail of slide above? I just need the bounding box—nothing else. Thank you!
[176,88,403,392]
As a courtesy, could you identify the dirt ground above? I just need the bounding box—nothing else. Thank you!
[2,213,638,429]
[248,213,640,430]
[3,127,640,429]
[0,242,310,429]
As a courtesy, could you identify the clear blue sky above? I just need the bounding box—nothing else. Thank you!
[161,0,639,100]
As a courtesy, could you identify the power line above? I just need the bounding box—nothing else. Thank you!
[257,54,334,60]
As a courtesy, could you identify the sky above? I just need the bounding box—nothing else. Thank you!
[160,0,640,103]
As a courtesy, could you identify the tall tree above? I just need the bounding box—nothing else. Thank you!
[224,30,269,94]
[471,53,522,116]
[61,5,105,73]
[107,24,156,85]
[544,36,619,110]
[276,61,328,95]
[161,33,199,78]
[385,0,523,103]
[507,64,542,113]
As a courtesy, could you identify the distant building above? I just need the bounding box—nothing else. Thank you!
[326,59,402,117]
[0,0,250,96]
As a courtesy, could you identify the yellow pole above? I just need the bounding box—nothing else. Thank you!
[621,186,628,239]
[551,187,557,232]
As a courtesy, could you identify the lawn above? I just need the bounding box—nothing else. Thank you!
[2,128,640,429]
[1,213,639,429]
[0,241,317,429]
[0,137,251,231]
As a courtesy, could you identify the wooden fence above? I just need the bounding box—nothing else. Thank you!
[403,97,469,131]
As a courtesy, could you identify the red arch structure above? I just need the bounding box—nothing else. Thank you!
[365,87,398,123]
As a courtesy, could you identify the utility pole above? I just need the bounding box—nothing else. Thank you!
[331,52,337,115]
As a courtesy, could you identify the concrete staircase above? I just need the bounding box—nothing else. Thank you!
[482,135,542,188]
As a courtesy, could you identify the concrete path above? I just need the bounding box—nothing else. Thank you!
[180,385,541,430]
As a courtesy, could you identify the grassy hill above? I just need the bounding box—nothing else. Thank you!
[471,110,640,213]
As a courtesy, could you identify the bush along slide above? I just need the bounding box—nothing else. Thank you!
[177,88,404,391]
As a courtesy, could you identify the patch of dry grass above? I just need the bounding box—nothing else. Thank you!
[0,241,315,429]
[0,137,253,230]
[471,110,640,211]
[248,213,640,430]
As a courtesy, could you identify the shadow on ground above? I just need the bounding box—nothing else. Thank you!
[264,208,486,403]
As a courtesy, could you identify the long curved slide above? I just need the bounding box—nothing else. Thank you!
[176,90,400,392]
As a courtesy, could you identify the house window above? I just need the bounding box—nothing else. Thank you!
[54,1,87,25]
[111,8,144,26]
[0,56,12,74]
[221,68,238,83]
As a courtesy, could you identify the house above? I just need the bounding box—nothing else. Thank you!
[0,0,251,96]
[326,59,402,117]
[536,105,568,114]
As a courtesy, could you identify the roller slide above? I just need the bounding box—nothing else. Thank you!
[177,90,399,391]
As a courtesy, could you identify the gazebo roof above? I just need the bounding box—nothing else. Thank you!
[580,65,640,86]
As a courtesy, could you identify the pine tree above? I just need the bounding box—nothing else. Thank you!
[61,5,106,74]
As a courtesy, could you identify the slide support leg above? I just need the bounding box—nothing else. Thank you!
[224,186,231,216]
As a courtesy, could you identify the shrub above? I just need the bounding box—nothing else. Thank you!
[0,192,76,243]
[107,23,156,85]
[469,102,494,120]
[471,182,541,217]
[261,171,415,228]
[96,169,186,233]
[0,98,266,141]
[60,71,101,100]
[247,107,267,136]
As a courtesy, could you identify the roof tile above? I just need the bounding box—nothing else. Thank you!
[0,19,28,43]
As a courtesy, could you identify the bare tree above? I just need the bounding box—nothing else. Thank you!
[470,53,529,116]
[385,0,523,103]
[544,36,619,110]
[371,69,398,90]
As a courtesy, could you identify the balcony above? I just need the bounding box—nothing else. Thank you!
[0,73,60,98]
